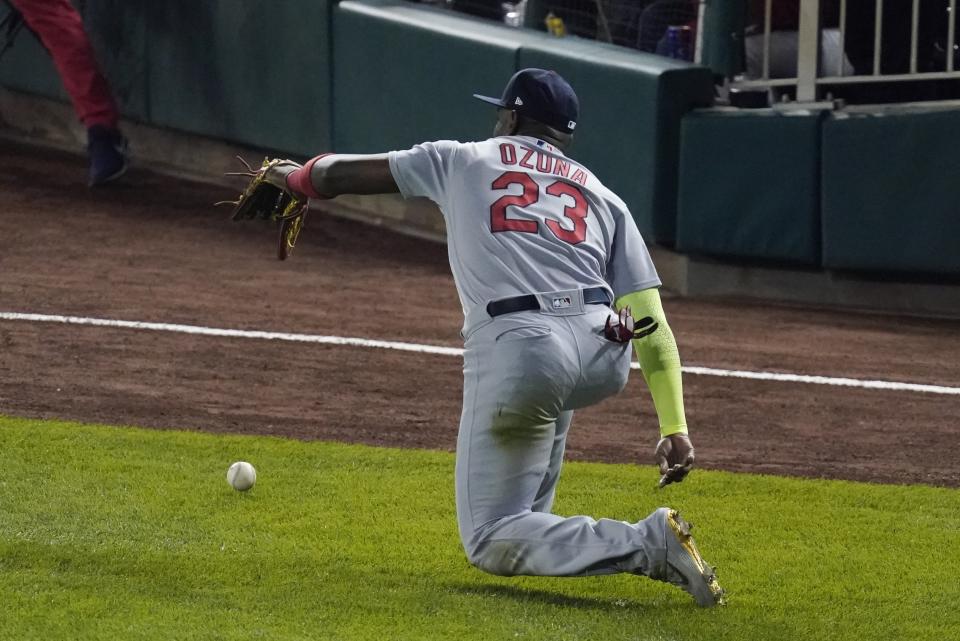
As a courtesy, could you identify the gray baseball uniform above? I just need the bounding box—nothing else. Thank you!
[389,135,669,577]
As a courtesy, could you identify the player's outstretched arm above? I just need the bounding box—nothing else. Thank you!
[264,153,400,198]
[613,287,694,488]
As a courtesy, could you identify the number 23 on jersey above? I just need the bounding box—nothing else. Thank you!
[489,144,590,245]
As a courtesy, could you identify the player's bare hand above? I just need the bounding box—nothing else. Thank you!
[654,433,695,488]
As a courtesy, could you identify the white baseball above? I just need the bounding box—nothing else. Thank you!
[226,461,257,491]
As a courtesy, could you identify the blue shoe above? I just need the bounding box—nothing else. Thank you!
[87,125,128,187]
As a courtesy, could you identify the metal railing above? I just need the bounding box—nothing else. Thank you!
[730,0,960,104]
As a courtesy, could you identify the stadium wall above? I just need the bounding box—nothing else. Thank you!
[1,0,959,306]
[0,0,712,246]
[675,103,960,278]
[0,0,334,154]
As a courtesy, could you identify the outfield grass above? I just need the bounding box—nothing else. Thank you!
[0,416,957,640]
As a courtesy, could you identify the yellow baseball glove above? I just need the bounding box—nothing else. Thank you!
[218,156,308,260]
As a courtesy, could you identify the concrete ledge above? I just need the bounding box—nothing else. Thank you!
[334,194,446,244]
[0,87,287,190]
[652,248,960,319]
[3,87,959,319]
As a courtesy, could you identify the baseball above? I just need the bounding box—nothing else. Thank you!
[226,461,257,491]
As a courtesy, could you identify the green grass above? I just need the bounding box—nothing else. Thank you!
[0,416,957,641]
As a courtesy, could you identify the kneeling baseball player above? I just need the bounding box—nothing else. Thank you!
[235,68,724,606]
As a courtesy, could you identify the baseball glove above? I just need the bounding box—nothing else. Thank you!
[218,156,308,260]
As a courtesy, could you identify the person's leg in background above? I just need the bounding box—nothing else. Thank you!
[9,0,127,186]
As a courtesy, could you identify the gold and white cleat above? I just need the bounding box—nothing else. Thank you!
[661,508,726,607]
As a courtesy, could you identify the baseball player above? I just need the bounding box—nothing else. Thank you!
[261,68,723,606]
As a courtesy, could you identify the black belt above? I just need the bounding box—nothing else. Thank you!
[486,287,611,318]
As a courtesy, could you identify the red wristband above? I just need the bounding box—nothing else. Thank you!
[285,153,334,199]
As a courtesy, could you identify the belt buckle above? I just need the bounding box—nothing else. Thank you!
[536,288,585,316]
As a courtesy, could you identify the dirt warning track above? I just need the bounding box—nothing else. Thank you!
[1,142,959,486]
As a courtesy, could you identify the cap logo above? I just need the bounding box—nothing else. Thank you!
[568,121,577,130]
[514,97,524,106]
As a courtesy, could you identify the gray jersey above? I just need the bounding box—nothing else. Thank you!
[388,136,660,331]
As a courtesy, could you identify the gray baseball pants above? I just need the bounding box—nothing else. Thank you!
[456,302,669,577]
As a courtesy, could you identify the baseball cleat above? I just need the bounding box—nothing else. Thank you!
[659,508,726,607]
[87,125,129,187]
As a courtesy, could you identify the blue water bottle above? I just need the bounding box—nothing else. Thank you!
[665,25,692,61]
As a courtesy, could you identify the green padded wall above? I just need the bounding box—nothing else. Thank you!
[79,0,150,122]
[0,0,149,121]
[822,108,960,275]
[676,109,822,265]
[0,3,70,102]
[517,38,714,244]
[0,1,331,153]
[333,0,713,243]
[145,0,332,154]
[332,0,523,153]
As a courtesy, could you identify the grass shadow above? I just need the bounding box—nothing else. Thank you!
[445,581,671,613]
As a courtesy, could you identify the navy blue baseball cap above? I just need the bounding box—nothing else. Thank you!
[473,68,579,133]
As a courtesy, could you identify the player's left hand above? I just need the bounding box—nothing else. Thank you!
[655,433,695,488]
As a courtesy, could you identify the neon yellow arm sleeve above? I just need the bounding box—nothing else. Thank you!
[614,288,688,437]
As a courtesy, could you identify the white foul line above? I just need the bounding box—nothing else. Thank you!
[0,312,466,356]
[1,311,958,396]
[679,366,959,395]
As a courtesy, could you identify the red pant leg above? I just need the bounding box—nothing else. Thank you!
[10,0,118,128]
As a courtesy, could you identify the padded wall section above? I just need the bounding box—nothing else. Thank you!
[0,1,330,152]
[332,1,522,152]
[80,0,150,122]
[145,0,332,153]
[517,39,714,244]
[676,109,822,265]
[0,0,172,123]
[0,2,73,102]
[822,108,960,275]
